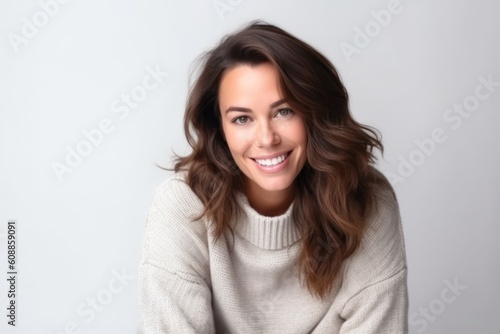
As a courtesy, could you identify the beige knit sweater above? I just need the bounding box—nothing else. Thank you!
[138,172,408,333]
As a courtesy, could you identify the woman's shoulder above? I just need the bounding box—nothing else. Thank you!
[143,171,211,278]
[365,167,404,248]
[362,167,401,233]
[151,171,205,219]
[342,168,407,286]
[155,170,191,195]
[146,171,210,251]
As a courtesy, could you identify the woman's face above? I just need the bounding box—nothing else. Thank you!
[218,63,307,208]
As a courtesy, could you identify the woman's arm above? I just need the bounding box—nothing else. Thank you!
[339,267,408,333]
[339,182,409,333]
[139,262,214,333]
[138,174,215,333]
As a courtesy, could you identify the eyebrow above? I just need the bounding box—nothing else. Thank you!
[225,99,287,114]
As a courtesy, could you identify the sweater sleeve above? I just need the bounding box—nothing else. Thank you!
[338,182,409,333]
[138,174,215,333]
[339,267,408,333]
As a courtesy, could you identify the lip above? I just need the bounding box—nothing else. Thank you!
[250,150,292,173]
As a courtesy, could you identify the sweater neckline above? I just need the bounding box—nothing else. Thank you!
[233,192,301,250]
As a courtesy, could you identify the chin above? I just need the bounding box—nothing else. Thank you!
[252,176,295,193]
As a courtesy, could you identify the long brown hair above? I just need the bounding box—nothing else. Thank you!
[173,21,389,299]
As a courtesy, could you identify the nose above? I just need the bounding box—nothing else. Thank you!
[256,121,280,147]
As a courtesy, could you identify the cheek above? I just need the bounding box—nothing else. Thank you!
[290,119,308,146]
[223,127,247,156]
[224,120,253,141]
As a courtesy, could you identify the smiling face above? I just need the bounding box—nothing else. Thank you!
[218,63,308,215]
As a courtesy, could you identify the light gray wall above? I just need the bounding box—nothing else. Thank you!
[1,0,498,333]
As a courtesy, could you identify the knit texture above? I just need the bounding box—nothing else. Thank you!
[138,172,408,333]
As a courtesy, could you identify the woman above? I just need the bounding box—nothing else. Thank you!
[139,21,408,333]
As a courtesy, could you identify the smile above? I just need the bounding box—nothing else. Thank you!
[253,151,290,167]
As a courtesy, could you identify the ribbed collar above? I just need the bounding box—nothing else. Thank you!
[232,192,301,250]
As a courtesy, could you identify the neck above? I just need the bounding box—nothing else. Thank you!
[244,180,295,217]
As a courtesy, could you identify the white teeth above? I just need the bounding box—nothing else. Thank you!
[255,153,288,167]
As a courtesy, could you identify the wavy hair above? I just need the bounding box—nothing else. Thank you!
[173,21,389,299]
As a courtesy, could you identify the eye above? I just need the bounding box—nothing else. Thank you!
[231,115,250,124]
[276,108,294,117]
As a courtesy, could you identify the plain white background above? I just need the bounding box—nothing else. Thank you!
[1,0,499,333]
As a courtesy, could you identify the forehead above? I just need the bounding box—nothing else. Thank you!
[218,63,284,105]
